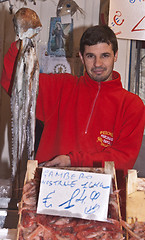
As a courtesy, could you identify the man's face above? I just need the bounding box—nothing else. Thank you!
[79,43,118,82]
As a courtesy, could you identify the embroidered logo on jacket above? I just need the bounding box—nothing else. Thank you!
[97,131,113,147]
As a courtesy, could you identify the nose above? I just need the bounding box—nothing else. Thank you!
[93,57,102,67]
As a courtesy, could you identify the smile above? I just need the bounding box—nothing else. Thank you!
[92,68,104,75]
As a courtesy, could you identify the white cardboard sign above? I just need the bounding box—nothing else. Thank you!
[37,168,112,221]
[109,0,145,40]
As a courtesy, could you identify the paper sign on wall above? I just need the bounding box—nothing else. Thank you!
[109,0,145,40]
[37,168,112,221]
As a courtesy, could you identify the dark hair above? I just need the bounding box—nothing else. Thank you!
[80,25,118,56]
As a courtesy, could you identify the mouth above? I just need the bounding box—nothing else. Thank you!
[92,68,105,75]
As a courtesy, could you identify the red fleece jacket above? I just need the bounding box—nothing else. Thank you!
[1,42,145,176]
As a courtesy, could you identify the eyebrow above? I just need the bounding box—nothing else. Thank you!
[102,52,111,55]
[85,52,111,56]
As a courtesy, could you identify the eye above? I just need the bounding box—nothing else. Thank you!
[102,53,110,58]
[66,4,71,8]
[86,53,95,59]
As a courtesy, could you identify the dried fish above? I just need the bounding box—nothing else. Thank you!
[57,0,85,17]
[11,8,42,178]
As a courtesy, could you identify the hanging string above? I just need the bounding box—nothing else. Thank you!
[9,0,13,14]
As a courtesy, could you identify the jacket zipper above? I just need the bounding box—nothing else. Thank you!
[85,82,101,134]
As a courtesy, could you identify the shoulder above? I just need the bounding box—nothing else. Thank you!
[123,88,144,105]
[122,89,145,116]
[39,73,78,87]
[37,73,79,103]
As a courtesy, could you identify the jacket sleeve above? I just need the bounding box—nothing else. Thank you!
[0,42,18,95]
[69,97,145,176]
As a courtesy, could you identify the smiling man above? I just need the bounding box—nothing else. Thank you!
[79,43,118,82]
[79,25,118,83]
[1,24,145,178]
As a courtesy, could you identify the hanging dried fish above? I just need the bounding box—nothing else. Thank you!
[0,0,9,2]
[15,0,36,6]
[57,0,85,17]
[11,8,42,178]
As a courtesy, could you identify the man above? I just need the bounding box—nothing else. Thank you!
[1,25,145,177]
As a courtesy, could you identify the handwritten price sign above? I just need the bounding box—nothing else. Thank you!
[37,168,111,221]
[109,0,145,40]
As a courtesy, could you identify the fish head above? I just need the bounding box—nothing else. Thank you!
[57,0,84,17]
[13,7,42,40]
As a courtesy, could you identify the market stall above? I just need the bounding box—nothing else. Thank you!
[0,0,145,238]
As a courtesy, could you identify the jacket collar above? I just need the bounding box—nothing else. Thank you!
[84,71,123,90]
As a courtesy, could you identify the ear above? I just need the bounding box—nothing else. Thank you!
[114,50,118,62]
[79,51,84,64]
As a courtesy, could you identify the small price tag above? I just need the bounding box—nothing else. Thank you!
[37,168,111,221]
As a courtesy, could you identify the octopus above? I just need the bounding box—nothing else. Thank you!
[11,8,42,178]
[56,0,85,17]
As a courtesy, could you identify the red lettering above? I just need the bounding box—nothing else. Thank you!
[113,11,124,26]
[131,16,145,32]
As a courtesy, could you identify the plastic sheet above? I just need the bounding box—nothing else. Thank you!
[0,179,11,199]
[0,229,17,240]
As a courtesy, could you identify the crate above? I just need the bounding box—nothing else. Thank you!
[126,169,145,224]
[16,160,122,239]
[121,169,145,239]
[16,160,38,239]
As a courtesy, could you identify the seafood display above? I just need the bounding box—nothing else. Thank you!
[11,8,42,178]
[129,221,145,240]
[18,210,123,239]
[120,219,145,240]
[17,166,124,240]
[17,162,145,239]
[125,170,145,239]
